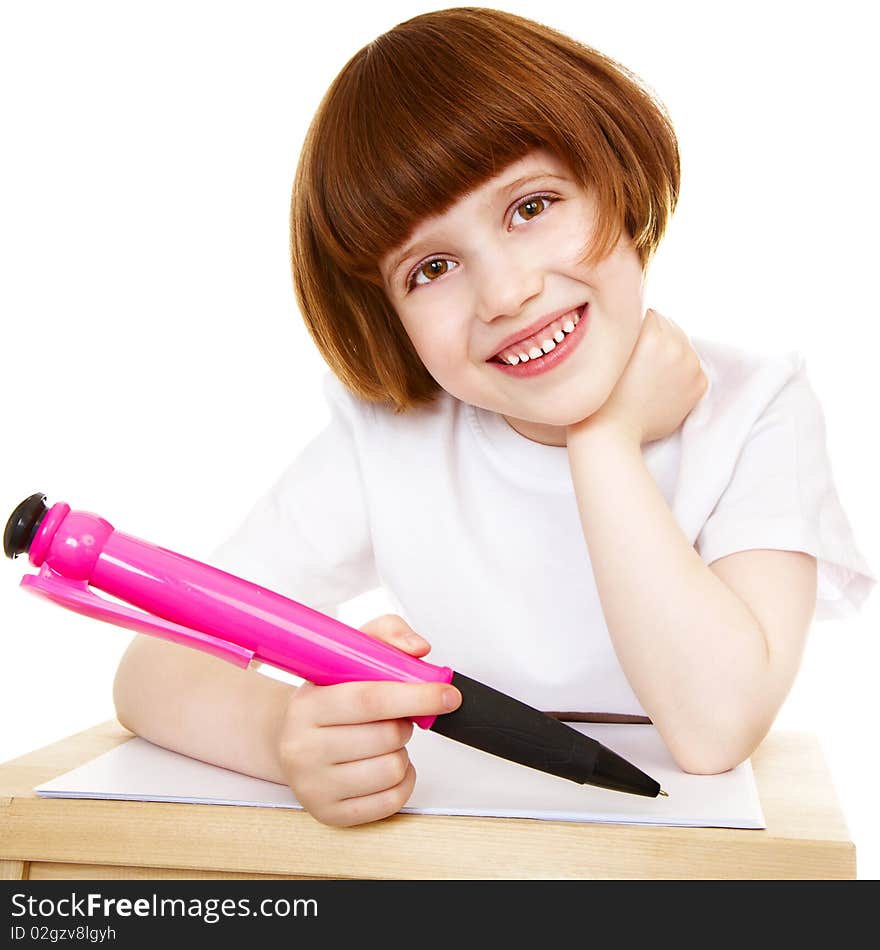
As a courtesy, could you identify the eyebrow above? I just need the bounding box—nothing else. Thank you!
[386,170,570,284]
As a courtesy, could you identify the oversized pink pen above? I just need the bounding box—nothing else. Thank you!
[5,493,665,798]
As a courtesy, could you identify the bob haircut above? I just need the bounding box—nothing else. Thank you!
[291,7,680,412]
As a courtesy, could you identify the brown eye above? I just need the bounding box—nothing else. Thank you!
[409,257,457,289]
[421,260,449,280]
[510,193,557,226]
[516,196,547,221]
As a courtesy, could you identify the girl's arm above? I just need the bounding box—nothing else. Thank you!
[567,421,816,774]
[113,634,293,784]
[566,311,817,773]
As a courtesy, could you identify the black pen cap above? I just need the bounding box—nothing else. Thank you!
[4,493,49,560]
[431,671,660,797]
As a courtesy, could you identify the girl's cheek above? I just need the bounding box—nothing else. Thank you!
[546,212,598,269]
[403,317,460,374]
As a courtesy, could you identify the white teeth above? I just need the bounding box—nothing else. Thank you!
[496,306,585,365]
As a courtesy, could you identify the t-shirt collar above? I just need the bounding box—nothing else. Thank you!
[466,403,574,492]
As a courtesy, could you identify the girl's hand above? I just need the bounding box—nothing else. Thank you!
[576,309,708,445]
[276,614,460,827]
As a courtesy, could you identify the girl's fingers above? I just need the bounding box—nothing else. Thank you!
[325,748,413,801]
[649,308,680,330]
[359,613,431,656]
[310,679,461,727]
[320,718,414,764]
[330,762,418,827]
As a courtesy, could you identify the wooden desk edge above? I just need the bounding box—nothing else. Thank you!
[0,721,856,880]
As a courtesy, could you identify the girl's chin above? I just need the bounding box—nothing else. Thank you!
[516,397,608,430]
[501,399,610,446]
[453,375,610,431]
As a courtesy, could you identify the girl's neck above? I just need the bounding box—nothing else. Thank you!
[502,414,568,447]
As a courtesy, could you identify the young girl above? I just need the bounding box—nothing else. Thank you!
[112,7,875,828]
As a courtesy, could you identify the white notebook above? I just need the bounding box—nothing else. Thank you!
[35,723,765,829]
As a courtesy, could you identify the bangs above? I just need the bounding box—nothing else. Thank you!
[294,9,649,283]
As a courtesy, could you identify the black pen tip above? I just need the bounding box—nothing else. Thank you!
[590,743,661,797]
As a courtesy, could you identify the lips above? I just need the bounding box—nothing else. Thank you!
[489,304,589,378]
[488,304,588,362]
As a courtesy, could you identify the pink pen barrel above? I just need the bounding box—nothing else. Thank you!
[96,531,452,688]
[21,500,453,727]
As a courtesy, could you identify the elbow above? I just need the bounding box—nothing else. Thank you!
[112,637,147,735]
[113,684,135,735]
[676,751,743,776]
[112,660,136,735]
[666,721,770,776]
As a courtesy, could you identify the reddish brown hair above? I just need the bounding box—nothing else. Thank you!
[291,7,680,411]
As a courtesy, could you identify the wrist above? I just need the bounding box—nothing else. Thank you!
[251,671,298,786]
[566,411,641,450]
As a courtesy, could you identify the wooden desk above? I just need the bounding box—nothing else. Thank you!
[0,720,856,880]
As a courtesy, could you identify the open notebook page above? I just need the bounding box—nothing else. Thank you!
[35,722,765,829]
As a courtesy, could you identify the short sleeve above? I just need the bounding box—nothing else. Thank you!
[695,367,876,620]
[208,374,379,617]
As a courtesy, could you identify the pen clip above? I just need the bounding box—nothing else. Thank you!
[21,565,256,669]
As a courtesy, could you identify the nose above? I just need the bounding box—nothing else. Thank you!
[472,241,544,325]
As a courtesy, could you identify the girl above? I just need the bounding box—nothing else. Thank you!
[113,7,875,827]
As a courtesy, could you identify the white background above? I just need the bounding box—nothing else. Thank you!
[1,1,877,877]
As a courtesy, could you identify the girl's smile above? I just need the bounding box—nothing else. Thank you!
[488,302,589,376]
[380,148,647,446]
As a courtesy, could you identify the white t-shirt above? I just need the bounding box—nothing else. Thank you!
[210,337,876,716]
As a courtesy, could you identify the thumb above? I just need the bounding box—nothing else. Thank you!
[358,613,432,657]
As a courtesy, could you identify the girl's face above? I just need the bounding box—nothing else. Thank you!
[379,148,646,446]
